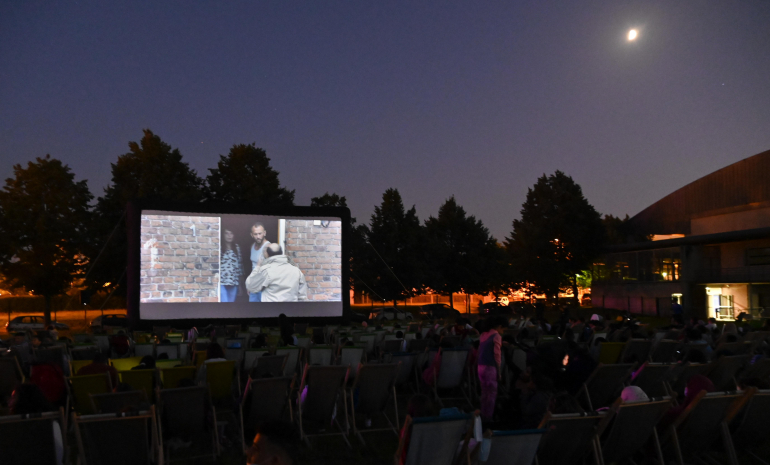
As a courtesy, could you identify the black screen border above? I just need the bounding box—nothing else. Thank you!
[127,200,351,329]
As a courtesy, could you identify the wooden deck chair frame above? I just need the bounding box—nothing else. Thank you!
[155,386,219,463]
[394,412,475,465]
[251,354,288,379]
[722,388,770,465]
[580,363,634,411]
[297,364,351,448]
[348,362,400,444]
[660,390,751,465]
[595,396,672,465]
[0,355,25,401]
[275,346,302,378]
[0,407,67,465]
[239,374,296,453]
[432,348,473,410]
[338,345,366,380]
[73,405,161,465]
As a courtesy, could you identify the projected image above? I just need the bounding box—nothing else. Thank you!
[138,211,343,318]
[139,214,220,303]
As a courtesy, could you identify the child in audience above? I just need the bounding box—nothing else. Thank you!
[478,317,506,422]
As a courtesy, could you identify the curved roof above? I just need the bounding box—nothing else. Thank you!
[630,149,770,235]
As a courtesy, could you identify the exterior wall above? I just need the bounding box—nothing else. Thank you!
[592,281,685,317]
[284,220,342,301]
[692,205,770,235]
[140,215,220,303]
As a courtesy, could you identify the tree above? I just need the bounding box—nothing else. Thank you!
[206,144,294,207]
[505,171,605,305]
[424,197,503,310]
[310,192,347,208]
[353,189,425,305]
[0,156,93,324]
[91,129,206,294]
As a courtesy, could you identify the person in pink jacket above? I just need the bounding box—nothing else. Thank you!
[477,317,506,422]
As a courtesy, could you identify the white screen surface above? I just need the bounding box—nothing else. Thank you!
[139,210,343,319]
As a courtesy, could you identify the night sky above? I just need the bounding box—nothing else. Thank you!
[2,1,769,240]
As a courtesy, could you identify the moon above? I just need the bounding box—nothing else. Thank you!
[628,29,638,41]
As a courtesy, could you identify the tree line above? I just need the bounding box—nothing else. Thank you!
[0,129,614,324]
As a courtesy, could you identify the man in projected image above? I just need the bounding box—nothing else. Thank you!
[246,243,308,302]
[249,222,271,302]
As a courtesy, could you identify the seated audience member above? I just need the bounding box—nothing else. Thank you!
[516,372,553,429]
[660,375,714,430]
[196,343,227,384]
[251,333,267,349]
[132,355,156,370]
[620,386,649,403]
[110,330,132,357]
[246,421,300,465]
[10,383,63,465]
[77,353,119,388]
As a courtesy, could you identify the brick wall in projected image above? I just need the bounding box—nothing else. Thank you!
[284,220,342,301]
[140,215,220,303]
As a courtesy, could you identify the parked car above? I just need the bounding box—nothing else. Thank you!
[90,314,129,330]
[581,294,592,306]
[5,315,69,333]
[479,302,513,316]
[369,307,414,321]
[418,303,461,319]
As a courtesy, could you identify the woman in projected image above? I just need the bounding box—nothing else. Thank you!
[219,229,243,302]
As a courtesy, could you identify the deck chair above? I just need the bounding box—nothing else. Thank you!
[243,348,269,371]
[297,364,351,447]
[156,344,179,360]
[225,338,245,362]
[35,346,67,373]
[0,407,66,465]
[597,342,625,364]
[349,363,400,443]
[650,340,681,363]
[110,356,143,371]
[240,376,296,452]
[433,348,471,409]
[0,356,24,402]
[621,339,652,364]
[359,334,377,354]
[395,413,473,465]
[388,352,416,389]
[537,412,604,465]
[156,386,218,463]
[159,366,197,389]
[667,363,713,397]
[70,373,112,414]
[631,363,674,398]
[707,355,750,391]
[252,354,288,378]
[408,338,431,353]
[90,390,148,413]
[134,343,155,358]
[205,360,237,408]
[193,350,207,370]
[308,345,334,366]
[738,357,770,382]
[338,346,366,380]
[716,341,752,355]
[580,363,634,411]
[71,345,101,361]
[119,369,156,399]
[155,359,183,369]
[296,335,311,349]
[724,388,770,465]
[661,390,750,465]
[381,339,404,354]
[275,347,301,378]
[74,406,161,465]
[70,359,92,377]
[474,429,545,465]
[596,397,672,464]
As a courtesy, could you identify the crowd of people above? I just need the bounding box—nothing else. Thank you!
[2,306,770,464]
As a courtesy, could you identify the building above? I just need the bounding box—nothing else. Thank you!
[592,149,770,321]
